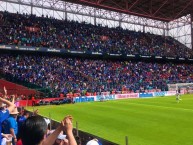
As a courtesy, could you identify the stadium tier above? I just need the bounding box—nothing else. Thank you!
[1,53,193,97]
[0,11,193,58]
[0,79,37,95]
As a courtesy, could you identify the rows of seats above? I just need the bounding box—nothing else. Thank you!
[0,11,192,58]
[1,54,193,96]
[0,79,36,96]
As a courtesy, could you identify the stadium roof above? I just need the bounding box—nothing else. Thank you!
[62,0,193,22]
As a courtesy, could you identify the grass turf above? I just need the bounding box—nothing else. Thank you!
[27,94,193,145]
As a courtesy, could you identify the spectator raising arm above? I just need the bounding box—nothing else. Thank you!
[0,96,15,113]
[0,93,16,144]
[63,116,77,145]
[42,123,63,145]
[21,115,77,145]
[42,115,77,145]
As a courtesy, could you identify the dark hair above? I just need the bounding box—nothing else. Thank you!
[21,116,47,145]
[23,111,30,116]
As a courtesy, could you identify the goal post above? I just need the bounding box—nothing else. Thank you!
[167,83,193,94]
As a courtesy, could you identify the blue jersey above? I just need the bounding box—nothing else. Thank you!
[0,109,9,143]
[3,116,18,136]
[18,116,27,124]
[18,116,27,130]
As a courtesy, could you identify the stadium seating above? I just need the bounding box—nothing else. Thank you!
[1,54,193,96]
[1,11,193,96]
[0,79,36,96]
[0,11,192,58]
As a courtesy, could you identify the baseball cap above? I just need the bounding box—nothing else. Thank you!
[57,134,66,140]
[86,139,99,145]
[10,107,19,114]
[48,130,66,140]
[44,118,50,125]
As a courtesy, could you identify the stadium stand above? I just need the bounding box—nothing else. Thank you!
[1,53,193,97]
[0,11,192,58]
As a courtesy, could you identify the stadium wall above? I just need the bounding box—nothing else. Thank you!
[1,45,193,63]
[115,93,139,99]
[16,90,185,107]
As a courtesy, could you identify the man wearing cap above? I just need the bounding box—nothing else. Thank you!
[3,107,19,145]
[0,89,16,145]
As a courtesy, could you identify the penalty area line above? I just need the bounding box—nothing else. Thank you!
[124,102,193,112]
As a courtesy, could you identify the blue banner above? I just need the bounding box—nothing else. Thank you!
[96,95,115,101]
[74,97,94,103]
[139,93,153,98]
[153,91,166,97]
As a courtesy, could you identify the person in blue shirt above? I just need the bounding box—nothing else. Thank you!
[0,95,16,144]
[18,111,30,124]
[3,107,19,145]
[17,110,30,140]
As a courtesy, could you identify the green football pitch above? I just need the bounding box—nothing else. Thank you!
[27,94,193,145]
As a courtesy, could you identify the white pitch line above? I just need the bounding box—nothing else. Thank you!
[124,101,193,112]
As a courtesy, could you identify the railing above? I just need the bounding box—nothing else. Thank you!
[33,112,119,145]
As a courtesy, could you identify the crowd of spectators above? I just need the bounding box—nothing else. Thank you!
[0,88,105,145]
[1,54,193,96]
[0,11,193,96]
[0,11,193,58]
[0,89,79,145]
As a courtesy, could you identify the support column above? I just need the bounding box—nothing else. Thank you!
[166,22,169,36]
[42,0,43,16]
[19,3,20,13]
[163,28,165,37]
[6,2,7,11]
[119,13,122,28]
[94,8,96,26]
[65,1,67,20]
[31,0,33,15]
[191,14,193,50]
[53,0,54,17]
[143,25,145,33]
